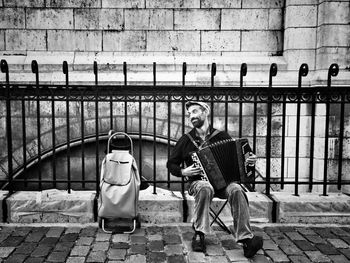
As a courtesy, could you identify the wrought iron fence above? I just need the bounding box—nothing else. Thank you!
[0,59,349,198]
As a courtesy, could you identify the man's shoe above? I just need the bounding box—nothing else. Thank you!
[242,235,263,258]
[191,231,206,253]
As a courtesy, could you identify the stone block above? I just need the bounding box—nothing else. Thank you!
[46,0,100,8]
[285,5,317,28]
[242,0,284,8]
[102,0,144,8]
[4,0,44,7]
[74,9,123,30]
[284,49,316,71]
[201,31,240,52]
[201,0,240,8]
[146,0,199,8]
[125,9,173,30]
[6,190,96,223]
[26,8,74,30]
[48,30,102,51]
[138,187,183,223]
[284,28,316,50]
[103,31,146,52]
[0,8,25,29]
[269,9,283,30]
[222,9,269,30]
[318,1,349,25]
[147,31,200,52]
[0,30,4,50]
[5,30,46,51]
[242,31,283,52]
[317,25,349,47]
[271,192,350,224]
[316,47,349,71]
[174,9,220,30]
[286,0,317,6]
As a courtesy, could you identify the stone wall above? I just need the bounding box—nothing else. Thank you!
[0,0,284,54]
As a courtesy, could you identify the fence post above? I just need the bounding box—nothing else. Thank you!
[63,61,71,193]
[210,63,216,125]
[153,62,157,194]
[266,63,277,196]
[323,63,339,196]
[94,61,99,196]
[294,63,309,196]
[239,63,247,139]
[1,59,13,193]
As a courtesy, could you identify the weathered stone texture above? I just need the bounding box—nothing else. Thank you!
[242,0,284,8]
[102,0,144,8]
[125,9,173,30]
[316,47,350,70]
[201,0,240,8]
[0,8,25,29]
[46,0,100,8]
[317,25,349,47]
[5,30,46,51]
[174,9,220,30]
[146,0,199,8]
[285,28,316,50]
[74,9,123,30]
[4,0,45,7]
[318,1,350,25]
[48,30,102,51]
[26,9,74,30]
[222,9,269,30]
[285,5,317,28]
[0,31,4,50]
[103,31,146,52]
[284,49,316,70]
[269,9,283,30]
[147,31,200,52]
[242,31,282,52]
[201,31,240,52]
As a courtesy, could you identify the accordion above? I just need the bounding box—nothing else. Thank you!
[190,138,255,192]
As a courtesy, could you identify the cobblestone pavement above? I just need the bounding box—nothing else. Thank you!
[0,223,350,263]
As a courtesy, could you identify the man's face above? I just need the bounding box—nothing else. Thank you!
[187,105,207,128]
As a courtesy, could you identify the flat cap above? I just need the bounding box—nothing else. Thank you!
[185,101,210,113]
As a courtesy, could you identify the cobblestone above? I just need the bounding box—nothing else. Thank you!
[0,224,349,262]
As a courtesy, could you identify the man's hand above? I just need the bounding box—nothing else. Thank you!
[181,164,202,177]
[246,153,258,166]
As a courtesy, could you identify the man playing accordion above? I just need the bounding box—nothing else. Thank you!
[167,101,263,258]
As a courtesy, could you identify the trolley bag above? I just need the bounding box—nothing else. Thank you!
[98,132,141,234]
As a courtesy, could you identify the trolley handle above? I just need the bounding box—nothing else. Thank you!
[107,131,134,156]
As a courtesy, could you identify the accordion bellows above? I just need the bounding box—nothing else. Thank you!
[190,138,254,191]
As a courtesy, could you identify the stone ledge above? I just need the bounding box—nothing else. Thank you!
[271,192,350,224]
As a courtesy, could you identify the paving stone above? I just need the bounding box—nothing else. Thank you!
[46,228,64,238]
[315,243,340,255]
[288,255,312,263]
[148,240,164,251]
[147,251,167,263]
[163,234,182,245]
[304,251,332,263]
[265,250,290,263]
[60,233,79,242]
[39,237,59,247]
[296,228,317,236]
[182,231,194,241]
[312,228,337,239]
[130,235,147,244]
[284,232,306,241]
[31,245,52,257]
[164,244,183,255]
[205,255,230,263]
[79,227,97,237]
[262,239,279,250]
[221,239,241,250]
[53,242,74,252]
[75,237,94,246]
[328,254,350,263]
[130,228,146,236]
[148,234,163,241]
[146,226,163,235]
[46,251,70,262]
[95,232,111,242]
[341,236,350,245]
[251,255,270,263]
[64,228,81,234]
[25,231,45,242]
[187,251,206,263]
[107,249,127,261]
[225,249,249,262]
[65,257,85,263]
[304,235,327,244]
[163,226,179,235]
[293,240,317,251]
[112,234,129,243]
[2,236,25,246]
[69,245,90,256]
[86,250,106,262]
[206,244,225,256]
[124,254,146,263]
[129,244,146,254]
[326,238,349,249]
[279,242,303,255]
[339,248,350,259]
[167,254,187,263]
[92,242,110,251]
[12,227,32,237]
[111,242,130,249]
[13,242,37,254]
[24,257,46,263]
[330,227,350,237]
[3,253,27,263]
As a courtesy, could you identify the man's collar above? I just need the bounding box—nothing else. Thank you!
[190,125,215,138]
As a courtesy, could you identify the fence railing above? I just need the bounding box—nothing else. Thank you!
[0,59,349,197]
